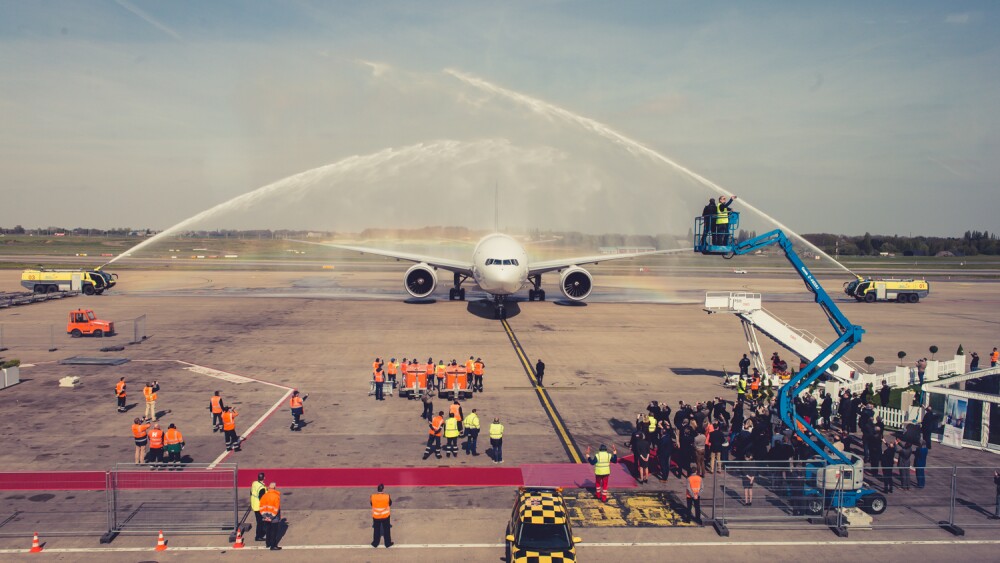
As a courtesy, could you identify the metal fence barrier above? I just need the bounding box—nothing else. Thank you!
[0,473,110,538]
[104,463,238,542]
[710,461,1000,536]
[710,462,829,531]
[129,314,147,345]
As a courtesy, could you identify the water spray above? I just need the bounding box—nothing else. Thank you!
[444,69,855,276]
[101,139,517,268]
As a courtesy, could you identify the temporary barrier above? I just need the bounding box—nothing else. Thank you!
[709,461,1000,536]
[102,463,238,542]
[130,314,147,345]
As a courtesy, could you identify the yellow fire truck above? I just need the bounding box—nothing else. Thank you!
[844,277,929,303]
[21,268,117,295]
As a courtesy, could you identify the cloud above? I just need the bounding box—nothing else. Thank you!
[945,13,971,25]
[358,59,390,78]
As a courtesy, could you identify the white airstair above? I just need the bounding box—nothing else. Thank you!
[705,292,866,385]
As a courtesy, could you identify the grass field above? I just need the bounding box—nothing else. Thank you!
[1,234,998,280]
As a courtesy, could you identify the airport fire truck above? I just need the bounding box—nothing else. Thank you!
[695,212,886,533]
[844,276,929,303]
[21,268,117,295]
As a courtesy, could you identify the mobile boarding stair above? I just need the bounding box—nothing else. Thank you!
[704,291,867,386]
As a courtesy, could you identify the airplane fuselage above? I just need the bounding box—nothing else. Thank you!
[471,233,529,296]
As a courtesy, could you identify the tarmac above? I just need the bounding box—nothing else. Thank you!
[0,266,998,561]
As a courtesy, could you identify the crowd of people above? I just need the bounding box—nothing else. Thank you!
[616,378,945,502]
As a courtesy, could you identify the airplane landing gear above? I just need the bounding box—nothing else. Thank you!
[492,295,507,320]
[449,273,468,301]
[527,276,545,301]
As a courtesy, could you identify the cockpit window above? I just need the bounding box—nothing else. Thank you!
[511,259,519,266]
[502,259,512,266]
[486,259,495,265]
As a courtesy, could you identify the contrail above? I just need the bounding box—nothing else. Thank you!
[444,68,854,275]
[113,0,183,42]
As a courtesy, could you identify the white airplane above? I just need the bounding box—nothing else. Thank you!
[317,233,684,318]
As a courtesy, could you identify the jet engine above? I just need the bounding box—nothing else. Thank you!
[404,263,438,298]
[559,266,593,301]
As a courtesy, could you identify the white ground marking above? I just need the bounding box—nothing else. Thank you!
[3,539,1000,553]
[128,360,295,470]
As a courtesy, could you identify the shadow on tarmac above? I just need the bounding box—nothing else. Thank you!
[465,299,522,320]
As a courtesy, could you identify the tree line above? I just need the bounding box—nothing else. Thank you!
[802,231,1000,257]
[3,225,998,256]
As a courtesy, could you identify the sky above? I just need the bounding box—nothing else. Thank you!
[0,1,997,237]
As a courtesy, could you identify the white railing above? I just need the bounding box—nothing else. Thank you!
[705,292,761,312]
[823,354,968,399]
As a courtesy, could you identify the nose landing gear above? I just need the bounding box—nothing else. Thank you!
[492,295,507,320]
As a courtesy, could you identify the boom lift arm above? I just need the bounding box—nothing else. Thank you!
[696,212,862,465]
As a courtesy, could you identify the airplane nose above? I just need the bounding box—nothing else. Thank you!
[492,268,522,294]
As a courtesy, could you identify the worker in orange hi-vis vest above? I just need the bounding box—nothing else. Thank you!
[387,358,398,389]
[473,358,485,393]
[423,411,444,460]
[465,356,475,389]
[131,417,150,464]
[370,483,393,548]
[164,423,185,470]
[373,367,386,401]
[259,483,282,550]
[425,358,436,390]
[147,423,165,469]
[289,390,306,431]
[222,406,240,451]
[143,381,160,422]
[114,377,127,413]
[209,391,225,432]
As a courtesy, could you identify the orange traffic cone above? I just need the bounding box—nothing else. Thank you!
[232,528,244,549]
[29,532,43,553]
[155,530,167,551]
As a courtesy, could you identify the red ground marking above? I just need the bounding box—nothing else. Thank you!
[0,471,106,491]
[235,467,525,488]
[0,464,647,491]
[0,467,523,490]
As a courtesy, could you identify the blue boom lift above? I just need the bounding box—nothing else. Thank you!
[695,212,887,524]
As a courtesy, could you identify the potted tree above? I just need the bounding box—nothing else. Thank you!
[897,351,907,366]
[929,345,938,360]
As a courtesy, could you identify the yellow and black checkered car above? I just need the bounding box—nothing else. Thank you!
[507,487,578,563]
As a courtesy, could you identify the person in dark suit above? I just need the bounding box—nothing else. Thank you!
[880,439,897,493]
[879,380,892,407]
[921,407,939,450]
[534,359,545,386]
[700,199,716,248]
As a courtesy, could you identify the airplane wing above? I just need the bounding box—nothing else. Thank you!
[295,241,474,275]
[527,248,692,276]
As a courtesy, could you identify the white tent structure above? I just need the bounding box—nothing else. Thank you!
[922,365,1000,452]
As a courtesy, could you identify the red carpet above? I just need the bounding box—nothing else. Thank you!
[0,464,640,491]
[234,467,524,488]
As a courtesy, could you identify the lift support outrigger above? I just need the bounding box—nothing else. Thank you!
[695,212,887,535]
